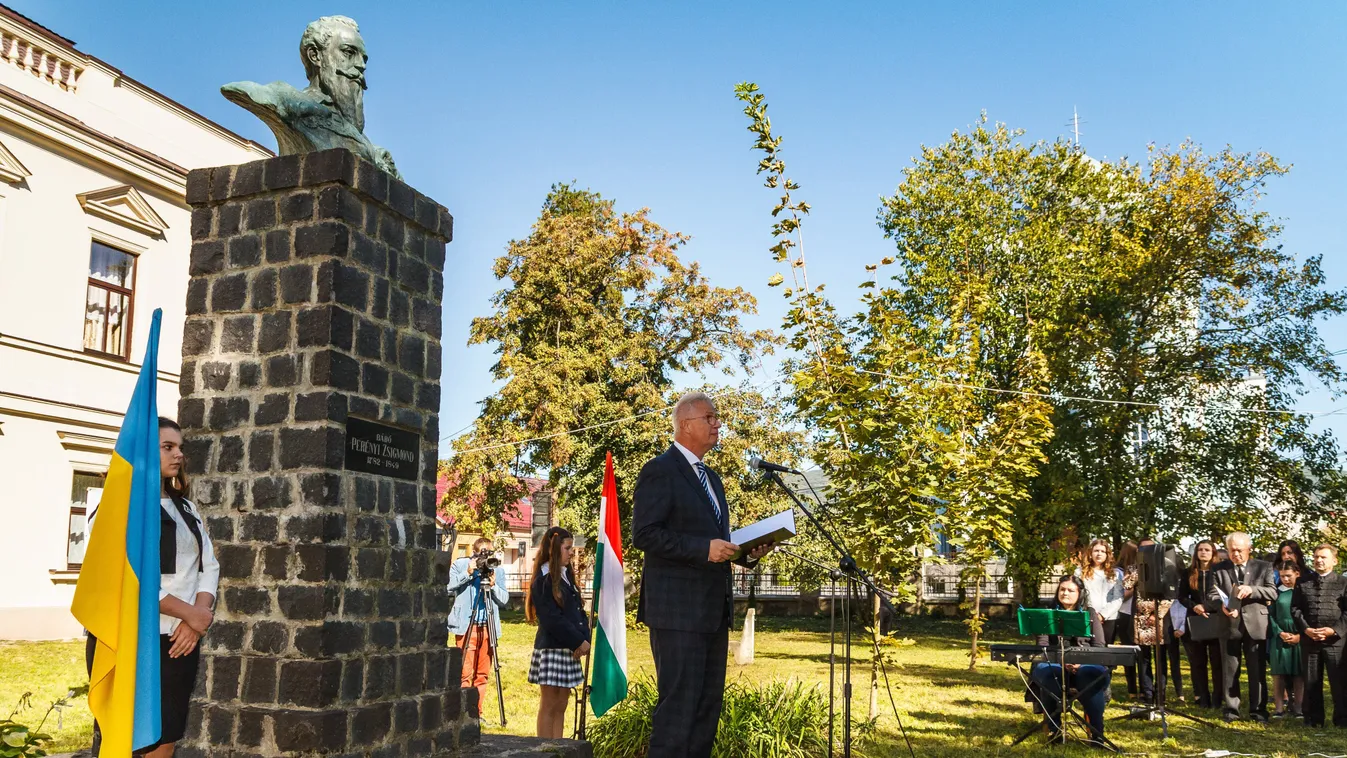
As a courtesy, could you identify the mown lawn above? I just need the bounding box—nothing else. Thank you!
[4,612,1346,756]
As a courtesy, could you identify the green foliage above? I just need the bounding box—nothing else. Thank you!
[588,674,870,758]
[0,687,86,758]
[442,183,801,553]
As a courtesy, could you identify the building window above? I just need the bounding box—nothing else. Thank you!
[68,471,103,570]
[83,240,136,360]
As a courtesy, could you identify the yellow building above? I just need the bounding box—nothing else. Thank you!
[0,5,270,639]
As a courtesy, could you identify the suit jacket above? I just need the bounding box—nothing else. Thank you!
[632,444,754,633]
[1205,558,1278,641]
[1291,571,1347,651]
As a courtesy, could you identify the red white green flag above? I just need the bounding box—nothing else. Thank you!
[590,451,628,716]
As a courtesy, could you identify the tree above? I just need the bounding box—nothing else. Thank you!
[441,184,799,555]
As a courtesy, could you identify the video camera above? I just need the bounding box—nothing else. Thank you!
[472,548,501,576]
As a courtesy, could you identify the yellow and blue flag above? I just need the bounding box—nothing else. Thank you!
[72,308,164,756]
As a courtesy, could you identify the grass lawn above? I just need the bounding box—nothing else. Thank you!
[5,612,1346,756]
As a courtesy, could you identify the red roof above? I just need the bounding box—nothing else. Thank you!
[437,473,546,533]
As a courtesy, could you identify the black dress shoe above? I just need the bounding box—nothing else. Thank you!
[1222,711,1240,723]
[1251,712,1269,724]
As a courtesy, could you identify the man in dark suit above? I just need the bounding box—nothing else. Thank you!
[1291,544,1347,728]
[633,391,774,758]
[1206,532,1278,722]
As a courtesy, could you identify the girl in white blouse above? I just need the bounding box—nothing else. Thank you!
[1078,539,1125,642]
[87,417,220,757]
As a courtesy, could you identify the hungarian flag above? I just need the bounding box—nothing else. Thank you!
[72,309,164,756]
[589,451,628,716]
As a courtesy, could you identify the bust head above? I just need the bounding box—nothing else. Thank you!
[300,16,367,130]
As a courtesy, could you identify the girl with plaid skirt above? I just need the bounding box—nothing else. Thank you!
[526,526,591,738]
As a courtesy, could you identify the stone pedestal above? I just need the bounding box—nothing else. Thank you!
[176,149,469,756]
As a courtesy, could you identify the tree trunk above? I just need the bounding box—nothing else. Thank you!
[870,591,880,719]
[967,581,983,671]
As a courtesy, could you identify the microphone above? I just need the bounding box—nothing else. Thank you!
[749,456,802,475]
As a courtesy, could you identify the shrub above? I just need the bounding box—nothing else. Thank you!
[589,674,864,758]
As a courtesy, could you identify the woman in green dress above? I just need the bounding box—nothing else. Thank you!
[1268,559,1304,718]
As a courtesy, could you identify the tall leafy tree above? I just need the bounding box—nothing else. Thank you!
[441,184,797,550]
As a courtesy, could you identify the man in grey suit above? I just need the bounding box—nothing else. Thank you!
[633,392,774,758]
[1206,532,1278,722]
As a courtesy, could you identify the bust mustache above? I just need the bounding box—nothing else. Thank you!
[314,61,367,133]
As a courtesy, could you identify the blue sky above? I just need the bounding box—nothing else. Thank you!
[19,2,1347,450]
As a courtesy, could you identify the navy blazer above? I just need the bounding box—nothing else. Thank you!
[532,570,590,652]
[632,444,754,633]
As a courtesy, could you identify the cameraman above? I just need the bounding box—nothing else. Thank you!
[448,537,509,716]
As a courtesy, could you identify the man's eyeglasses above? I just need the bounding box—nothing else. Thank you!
[692,414,721,426]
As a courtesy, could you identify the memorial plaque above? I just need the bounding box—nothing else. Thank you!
[345,417,421,480]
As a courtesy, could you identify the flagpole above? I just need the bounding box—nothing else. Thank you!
[577,601,597,740]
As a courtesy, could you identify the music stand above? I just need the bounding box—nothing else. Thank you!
[1010,607,1119,752]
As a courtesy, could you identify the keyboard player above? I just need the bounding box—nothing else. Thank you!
[1031,575,1112,745]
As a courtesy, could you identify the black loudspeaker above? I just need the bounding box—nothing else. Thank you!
[1137,543,1181,600]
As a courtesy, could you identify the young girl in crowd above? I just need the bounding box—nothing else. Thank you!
[1078,539,1125,642]
[1268,559,1304,718]
[525,526,591,739]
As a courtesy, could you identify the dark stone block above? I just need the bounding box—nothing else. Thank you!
[279,426,340,469]
[209,397,250,431]
[417,382,440,411]
[278,585,327,621]
[272,709,346,752]
[342,658,365,703]
[334,263,370,310]
[411,550,429,583]
[355,319,382,359]
[351,703,392,746]
[356,548,385,581]
[414,196,439,235]
[389,288,410,327]
[388,177,415,219]
[201,361,231,391]
[388,550,408,580]
[378,588,412,618]
[220,315,256,352]
[186,168,210,206]
[280,191,315,223]
[300,472,341,506]
[295,391,348,423]
[254,393,289,425]
[432,270,444,300]
[238,360,260,388]
[228,235,261,268]
[318,185,365,225]
[386,244,399,279]
[426,648,448,690]
[263,154,301,191]
[216,544,255,580]
[250,621,288,655]
[182,320,214,357]
[378,212,405,248]
[218,435,244,472]
[297,305,335,348]
[362,363,390,397]
[251,475,291,509]
[397,334,426,376]
[295,543,326,582]
[182,439,211,474]
[412,297,441,338]
[401,256,430,294]
[225,586,270,616]
[353,232,387,274]
[283,514,322,544]
[237,708,266,747]
[326,545,350,582]
[242,657,278,703]
[310,349,360,392]
[233,160,265,198]
[185,277,208,316]
[217,203,242,237]
[240,513,279,542]
[394,407,424,432]
[354,516,386,545]
[349,395,379,420]
[397,653,425,696]
[205,620,244,653]
[302,148,356,187]
[279,263,313,303]
[244,197,276,231]
[250,268,277,309]
[209,655,242,701]
[394,699,418,736]
[314,259,335,302]
[292,624,323,658]
[265,354,300,387]
[369,620,397,649]
[356,160,389,202]
[344,587,375,617]
[323,512,346,542]
[372,278,390,320]
[211,273,248,311]
[209,166,236,203]
[265,228,291,263]
[279,659,342,708]
[420,693,443,731]
[425,238,447,270]
[426,341,442,380]
[429,588,452,620]
[205,704,233,746]
[440,208,455,242]
[398,618,426,647]
[322,620,367,655]
[296,221,350,258]
[446,648,463,689]
[364,655,395,700]
[377,480,393,514]
[391,373,416,405]
[258,311,292,353]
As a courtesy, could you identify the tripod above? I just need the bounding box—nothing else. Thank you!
[1113,598,1215,736]
[461,571,507,726]
[762,471,914,758]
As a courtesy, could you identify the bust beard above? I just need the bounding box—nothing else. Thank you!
[313,65,366,132]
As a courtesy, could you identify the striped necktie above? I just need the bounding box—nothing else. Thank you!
[694,461,724,527]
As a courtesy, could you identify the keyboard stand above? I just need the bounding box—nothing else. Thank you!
[1008,650,1121,753]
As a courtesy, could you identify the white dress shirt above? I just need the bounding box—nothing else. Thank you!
[158,498,220,634]
[674,440,721,515]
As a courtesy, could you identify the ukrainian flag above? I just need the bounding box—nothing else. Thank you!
[72,308,164,756]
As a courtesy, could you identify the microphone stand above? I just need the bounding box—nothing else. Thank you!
[761,470,914,758]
